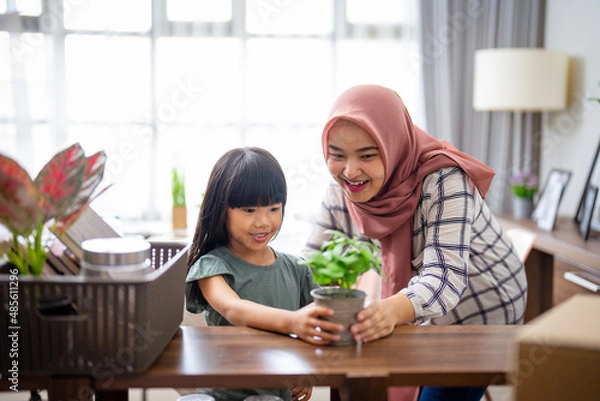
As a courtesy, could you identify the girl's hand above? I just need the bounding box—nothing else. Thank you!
[350,293,415,342]
[290,303,344,345]
[291,386,312,400]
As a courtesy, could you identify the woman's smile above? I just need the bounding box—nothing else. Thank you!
[343,178,369,193]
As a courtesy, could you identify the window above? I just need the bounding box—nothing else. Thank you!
[0,0,420,252]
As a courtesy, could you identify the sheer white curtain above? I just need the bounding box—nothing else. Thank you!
[0,0,421,253]
[417,0,546,213]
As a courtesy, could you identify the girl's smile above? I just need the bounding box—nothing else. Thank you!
[250,232,270,242]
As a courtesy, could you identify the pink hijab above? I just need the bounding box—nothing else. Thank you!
[322,84,496,298]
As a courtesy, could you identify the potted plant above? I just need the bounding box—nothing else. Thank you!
[301,230,382,346]
[0,143,108,276]
[172,167,187,233]
[510,170,538,220]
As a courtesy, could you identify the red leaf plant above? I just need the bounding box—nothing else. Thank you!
[0,143,108,275]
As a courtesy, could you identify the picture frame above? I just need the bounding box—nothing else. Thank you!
[579,185,598,241]
[575,137,600,232]
[532,168,572,231]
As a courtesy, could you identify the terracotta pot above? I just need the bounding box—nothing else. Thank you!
[172,205,187,232]
[310,287,366,346]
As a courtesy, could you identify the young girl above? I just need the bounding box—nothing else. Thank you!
[185,147,343,401]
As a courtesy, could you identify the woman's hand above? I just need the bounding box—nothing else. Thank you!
[289,303,344,345]
[350,293,415,342]
[291,386,312,400]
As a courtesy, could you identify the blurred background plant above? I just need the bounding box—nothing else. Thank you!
[171,166,187,233]
[172,167,186,207]
[510,170,539,199]
[0,143,108,275]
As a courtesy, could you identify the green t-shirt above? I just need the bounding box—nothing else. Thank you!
[185,246,317,401]
[186,246,317,325]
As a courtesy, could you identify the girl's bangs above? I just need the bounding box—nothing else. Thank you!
[227,171,286,208]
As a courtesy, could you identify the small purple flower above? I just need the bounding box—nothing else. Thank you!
[510,170,538,199]
[526,176,538,189]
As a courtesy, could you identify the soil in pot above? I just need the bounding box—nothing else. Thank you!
[310,287,366,346]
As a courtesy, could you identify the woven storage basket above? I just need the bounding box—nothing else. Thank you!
[0,240,189,375]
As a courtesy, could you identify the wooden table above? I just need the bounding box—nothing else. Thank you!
[497,215,600,321]
[3,325,517,401]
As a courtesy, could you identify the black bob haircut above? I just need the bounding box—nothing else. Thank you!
[187,147,287,268]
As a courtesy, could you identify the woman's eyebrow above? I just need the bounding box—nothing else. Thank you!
[328,144,379,152]
[358,145,379,152]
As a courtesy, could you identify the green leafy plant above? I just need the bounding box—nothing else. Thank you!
[0,143,108,275]
[301,230,382,298]
[510,170,538,199]
[172,167,186,207]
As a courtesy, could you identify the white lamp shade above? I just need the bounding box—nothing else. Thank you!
[473,48,569,111]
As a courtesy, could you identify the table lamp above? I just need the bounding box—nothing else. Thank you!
[472,48,569,171]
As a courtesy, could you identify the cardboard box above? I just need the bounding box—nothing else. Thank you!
[511,294,600,401]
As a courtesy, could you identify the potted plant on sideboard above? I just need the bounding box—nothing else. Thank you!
[510,170,538,220]
[172,167,187,234]
[301,230,382,346]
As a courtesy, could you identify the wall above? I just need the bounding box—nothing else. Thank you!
[543,0,600,217]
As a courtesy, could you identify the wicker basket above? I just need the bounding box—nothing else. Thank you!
[0,240,189,375]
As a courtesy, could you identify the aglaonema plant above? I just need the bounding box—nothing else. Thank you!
[301,229,382,298]
[0,143,109,275]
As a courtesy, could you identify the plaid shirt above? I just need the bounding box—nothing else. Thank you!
[303,167,527,325]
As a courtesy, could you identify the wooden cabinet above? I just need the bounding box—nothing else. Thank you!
[553,258,600,305]
[497,215,600,320]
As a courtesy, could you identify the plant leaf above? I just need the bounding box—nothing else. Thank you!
[59,150,108,219]
[52,183,112,235]
[302,229,382,289]
[34,143,87,222]
[172,167,186,206]
[0,154,40,235]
